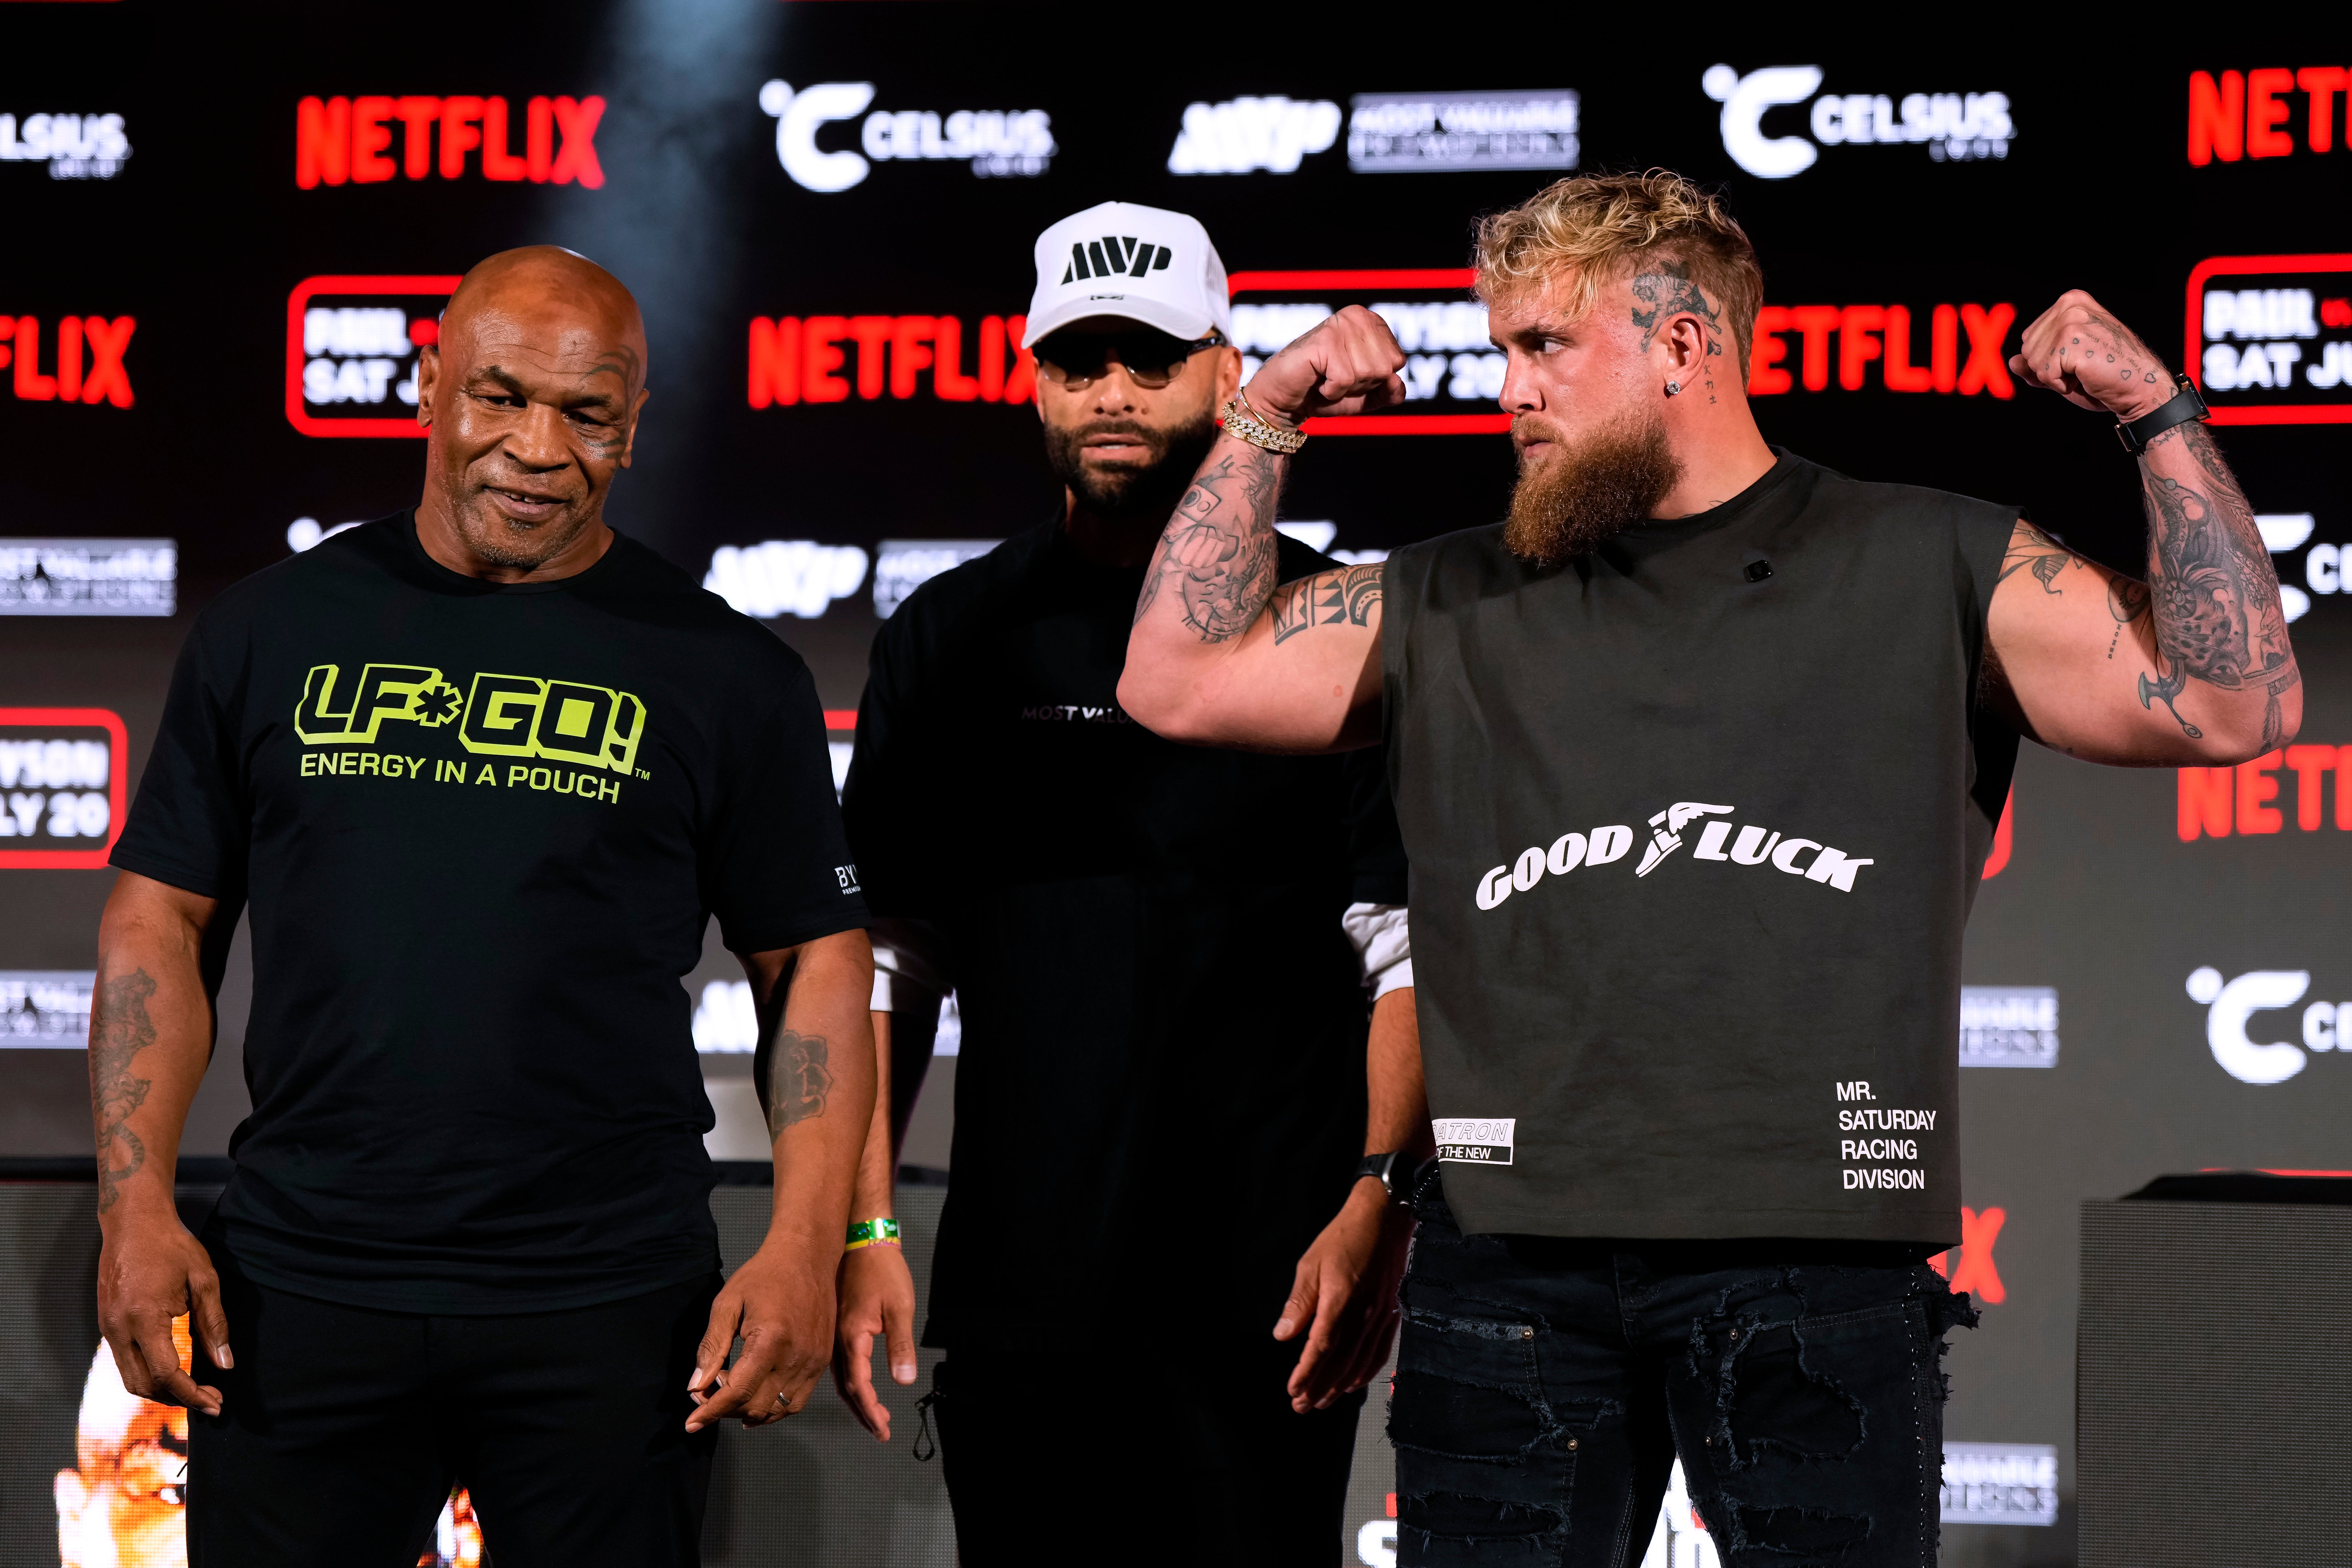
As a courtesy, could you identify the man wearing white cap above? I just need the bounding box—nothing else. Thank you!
[836,202,1423,1560]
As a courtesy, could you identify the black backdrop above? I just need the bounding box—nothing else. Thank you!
[5,8,2351,1566]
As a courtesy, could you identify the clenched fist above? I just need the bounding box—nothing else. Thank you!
[2008,290,2175,422]
[1244,305,1409,426]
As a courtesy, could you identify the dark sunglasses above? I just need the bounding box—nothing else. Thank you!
[1033,328,1226,390]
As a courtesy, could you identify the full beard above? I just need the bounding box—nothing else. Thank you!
[1045,408,1221,522]
[1502,406,1684,568]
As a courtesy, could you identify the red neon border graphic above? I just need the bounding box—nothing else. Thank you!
[2183,253,2352,427]
[1227,269,1502,436]
[0,708,129,869]
[285,275,463,438]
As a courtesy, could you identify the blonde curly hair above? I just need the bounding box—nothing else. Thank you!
[1474,169,1764,379]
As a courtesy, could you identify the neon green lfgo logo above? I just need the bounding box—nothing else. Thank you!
[295,663,646,774]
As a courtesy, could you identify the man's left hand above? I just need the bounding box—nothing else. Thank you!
[1275,1180,1413,1413]
[685,1240,837,1431]
[2009,290,2174,421]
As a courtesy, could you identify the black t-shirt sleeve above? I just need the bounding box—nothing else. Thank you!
[700,650,869,954]
[110,613,251,900]
[840,589,949,920]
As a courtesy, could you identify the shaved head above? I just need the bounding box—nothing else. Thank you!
[442,246,648,396]
[414,245,652,582]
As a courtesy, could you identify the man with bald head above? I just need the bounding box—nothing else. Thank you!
[92,247,876,1564]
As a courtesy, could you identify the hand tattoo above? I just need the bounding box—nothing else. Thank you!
[1271,562,1385,644]
[90,968,158,1213]
[1144,448,1285,643]
[1629,261,1724,358]
[767,1030,832,1135]
[2137,423,2299,743]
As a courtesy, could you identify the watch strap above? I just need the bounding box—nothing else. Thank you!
[1355,1150,1428,1206]
[2117,373,2209,456]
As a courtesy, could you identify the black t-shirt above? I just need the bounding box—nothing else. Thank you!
[112,515,866,1314]
[1382,452,2017,1248]
[842,520,1407,1351]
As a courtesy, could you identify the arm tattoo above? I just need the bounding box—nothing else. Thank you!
[89,968,158,1214]
[767,1029,833,1135]
[1142,447,1287,643]
[1271,562,1385,645]
[1628,261,1724,359]
[2137,423,2299,744]
[1998,521,2074,594]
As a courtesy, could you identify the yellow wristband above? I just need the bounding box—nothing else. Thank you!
[844,1217,901,1251]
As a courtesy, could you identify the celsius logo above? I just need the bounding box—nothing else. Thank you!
[1168,96,1341,175]
[1701,65,2014,179]
[0,113,130,179]
[2186,966,2352,1085]
[757,82,1055,192]
[1476,799,1875,910]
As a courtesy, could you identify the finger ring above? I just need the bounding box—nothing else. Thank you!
[774,1390,788,1405]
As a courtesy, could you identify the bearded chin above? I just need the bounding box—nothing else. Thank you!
[1049,410,1221,522]
[1502,409,1684,568]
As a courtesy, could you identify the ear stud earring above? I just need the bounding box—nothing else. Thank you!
[1664,381,1682,396]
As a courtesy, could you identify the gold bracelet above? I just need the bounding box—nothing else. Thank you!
[1221,392,1308,455]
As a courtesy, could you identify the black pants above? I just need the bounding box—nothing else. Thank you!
[1391,1197,1976,1567]
[189,1251,720,1568]
[932,1338,1365,1566]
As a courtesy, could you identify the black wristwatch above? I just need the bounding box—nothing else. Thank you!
[2116,373,2210,456]
[1355,1150,1429,1207]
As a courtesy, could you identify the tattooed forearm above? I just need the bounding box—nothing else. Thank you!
[767,1029,833,1135]
[1270,562,1385,645]
[89,969,158,1214]
[2137,422,2299,741]
[1145,444,1288,643]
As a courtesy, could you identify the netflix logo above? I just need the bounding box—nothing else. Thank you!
[2178,746,2352,840]
[2188,68,2350,164]
[747,315,1036,407]
[1748,303,2015,398]
[0,316,134,408]
[296,95,604,188]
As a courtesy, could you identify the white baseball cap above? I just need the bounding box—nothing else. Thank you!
[1023,201,1234,349]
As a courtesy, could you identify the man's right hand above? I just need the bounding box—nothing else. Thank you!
[1242,305,1408,426]
[832,1241,918,1440]
[96,1212,229,1415]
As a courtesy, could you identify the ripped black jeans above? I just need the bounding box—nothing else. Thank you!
[1391,1195,1976,1567]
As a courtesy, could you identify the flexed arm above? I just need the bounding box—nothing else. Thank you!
[1118,307,1406,754]
[1988,291,2300,764]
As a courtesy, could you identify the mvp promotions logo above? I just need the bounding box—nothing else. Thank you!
[285,275,458,436]
[295,662,648,795]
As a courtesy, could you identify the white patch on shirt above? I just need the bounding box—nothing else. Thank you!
[1432,1117,1515,1165]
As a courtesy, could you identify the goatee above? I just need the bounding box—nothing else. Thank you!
[1045,409,1221,522]
[1502,407,1683,568]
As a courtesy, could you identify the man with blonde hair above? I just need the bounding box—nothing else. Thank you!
[1118,170,2298,1565]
